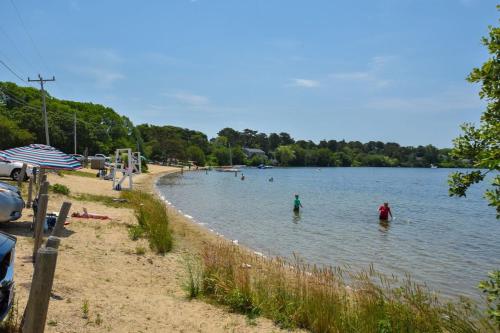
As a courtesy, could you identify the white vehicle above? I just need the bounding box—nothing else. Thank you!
[0,160,33,180]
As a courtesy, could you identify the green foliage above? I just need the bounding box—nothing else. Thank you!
[1,81,468,169]
[49,183,70,195]
[137,124,208,163]
[128,225,145,240]
[275,145,295,166]
[449,10,500,218]
[0,114,34,148]
[186,145,206,166]
[183,256,202,300]
[60,170,98,178]
[200,242,493,333]
[0,82,142,154]
[247,154,266,167]
[121,191,173,254]
[135,246,146,255]
[478,270,500,328]
[71,193,129,208]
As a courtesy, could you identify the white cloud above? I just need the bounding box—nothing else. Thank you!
[69,48,125,88]
[330,55,394,88]
[169,92,209,106]
[79,48,124,65]
[70,66,125,88]
[289,78,320,88]
[365,87,484,113]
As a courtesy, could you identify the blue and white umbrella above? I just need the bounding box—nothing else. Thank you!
[0,144,82,170]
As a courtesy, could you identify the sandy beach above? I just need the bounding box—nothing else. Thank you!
[4,165,296,333]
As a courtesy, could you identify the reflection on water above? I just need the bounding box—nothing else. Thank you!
[157,167,499,300]
[378,220,391,233]
[292,211,301,224]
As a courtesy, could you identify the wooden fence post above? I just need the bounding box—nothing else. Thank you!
[39,181,50,197]
[17,163,27,187]
[36,168,45,193]
[22,247,59,333]
[33,194,49,260]
[45,236,61,250]
[52,202,71,237]
[27,176,33,208]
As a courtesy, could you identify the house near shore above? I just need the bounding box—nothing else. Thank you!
[243,147,267,159]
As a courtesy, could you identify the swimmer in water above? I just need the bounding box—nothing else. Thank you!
[378,202,393,221]
[293,194,303,213]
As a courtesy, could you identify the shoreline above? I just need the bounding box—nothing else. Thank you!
[152,170,267,259]
[7,165,296,333]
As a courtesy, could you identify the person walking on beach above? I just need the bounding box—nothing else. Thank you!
[293,194,303,213]
[378,202,393,221]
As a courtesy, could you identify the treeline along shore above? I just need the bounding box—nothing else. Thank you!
[1,81,468,168]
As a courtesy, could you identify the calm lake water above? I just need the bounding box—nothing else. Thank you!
[157,167,499,300]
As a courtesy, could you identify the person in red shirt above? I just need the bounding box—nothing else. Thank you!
[378,202,393,221]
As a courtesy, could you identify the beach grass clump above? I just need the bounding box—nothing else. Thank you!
[199,242,494,333]
[59,170,98,178]
[121,190,173,254]
[183,255,203,299]
[49,183,70,195]
[72,193,130,208]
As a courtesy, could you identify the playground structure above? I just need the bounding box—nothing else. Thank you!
[111,148,141,190]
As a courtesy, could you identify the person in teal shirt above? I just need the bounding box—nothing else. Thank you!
[293,194,303,212]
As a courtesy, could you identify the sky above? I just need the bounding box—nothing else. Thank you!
[0,0,498,147]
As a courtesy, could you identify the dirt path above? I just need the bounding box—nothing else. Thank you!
[5,165,294,333]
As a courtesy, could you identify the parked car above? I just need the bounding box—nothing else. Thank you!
[71,154,85,162]
[0,183,21,196]
[0,160,33,180]
[0,183,24,222]
[0,231,16,321]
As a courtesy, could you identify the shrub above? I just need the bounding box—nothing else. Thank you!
[121,191,173,254]
[200,242,494,333]
[50,183,70,195]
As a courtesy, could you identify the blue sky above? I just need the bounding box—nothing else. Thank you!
[0,0,497,147]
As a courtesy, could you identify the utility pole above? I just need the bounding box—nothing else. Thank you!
[28,74,55,146]
[73,112,77,154]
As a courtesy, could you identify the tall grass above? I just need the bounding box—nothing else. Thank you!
[198,242,496,333]
[121,191,173,254]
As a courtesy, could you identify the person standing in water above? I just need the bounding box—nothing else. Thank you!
[293,194,303,213]
[378,202,393,221]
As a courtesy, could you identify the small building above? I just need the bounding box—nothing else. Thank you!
[243,148,267,159]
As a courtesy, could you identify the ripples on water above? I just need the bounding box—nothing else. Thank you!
[157,167,499,300]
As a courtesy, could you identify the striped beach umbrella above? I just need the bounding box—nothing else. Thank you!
[0,144,82,170]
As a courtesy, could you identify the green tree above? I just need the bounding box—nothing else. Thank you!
[186,145,206,166]
[0,114,35,148]
[448,12,500,218]
[276,145,295,166]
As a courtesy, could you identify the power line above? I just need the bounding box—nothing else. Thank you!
[9,0,50,75]
[28,74,56,145]
[0,59,28,83]
[0,87,40,111]
[0,24,37,74]
[7,1,66,99]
